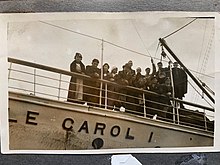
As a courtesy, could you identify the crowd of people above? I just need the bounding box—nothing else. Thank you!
[67,52,188,119]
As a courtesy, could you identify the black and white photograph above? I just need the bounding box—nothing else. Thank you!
[1,12,218,153]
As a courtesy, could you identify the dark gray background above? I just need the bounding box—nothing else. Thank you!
[1,0,220,164]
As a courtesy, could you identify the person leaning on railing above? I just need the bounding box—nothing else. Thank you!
[145,76,172,120]
[107,66,119,109]
[84,58,101,106]
[67,52,85,103]
[101,63,111,107]
[115,63,134,111]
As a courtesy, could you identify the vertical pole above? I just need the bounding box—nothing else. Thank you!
[169,62,176,123]
[99,39,104,106]
[105,83,108,109]
[8,62,12,82]
[33,69,36,95]
[203,109,207,130]
[143,92,146,117]
[58,73,62,100]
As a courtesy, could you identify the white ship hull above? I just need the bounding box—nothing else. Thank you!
[9,92,213,150]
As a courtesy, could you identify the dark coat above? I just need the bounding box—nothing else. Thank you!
[172,68,187,98]
[67,60,85,102]
[133,73,145,88]
[84,65,101,106]
[156,67,170,84]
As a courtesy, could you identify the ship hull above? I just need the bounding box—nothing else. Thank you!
[9,92,213,150]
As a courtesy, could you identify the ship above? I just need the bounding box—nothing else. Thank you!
[8,37,215,150]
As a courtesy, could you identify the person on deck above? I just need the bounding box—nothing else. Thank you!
[102,63,111,80]
[132,67,145,115]
[172,62,187,109]
[144,58,156,89]
[84,58,101,106]
[108,66,119,109]
[67,52,85,103]
[115,63,134,111]
[156,61,170,84]
[101,63,111,107]
[127,60,135,76]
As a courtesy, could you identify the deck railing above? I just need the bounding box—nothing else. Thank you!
[8,57,214,132]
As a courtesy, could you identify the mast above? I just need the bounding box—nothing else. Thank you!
[159,38,215,104]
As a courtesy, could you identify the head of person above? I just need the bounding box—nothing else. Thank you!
[123,63,130,72]
[173,62,179,68]
[145,67,151,74]
[165,77,171,85]
[74,52,82,63]
[151,76,158,84]
[127,60,133,68]
[103,63,110,72]
[157,62,163,69]
[136,67,141,74]
[92,59,99,68]
[111,66,118,74]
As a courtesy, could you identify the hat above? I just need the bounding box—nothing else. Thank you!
[136,67,141,71]
[92,58,99,63]
[123,63,130,69]
[103,63,110,69]
[74,52,82,59]
[111,66,118,71]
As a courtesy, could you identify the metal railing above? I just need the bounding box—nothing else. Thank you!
[8,57,214,132]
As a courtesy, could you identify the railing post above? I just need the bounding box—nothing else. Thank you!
[8,62,13,81]
[33,69,36,95]
[169,63,176,123]
[105,83,107,109]
[99,82,103,106]
[58,73,62,100]
[143,92,146,118]
[203,109,208,130]
[176,101,180,124]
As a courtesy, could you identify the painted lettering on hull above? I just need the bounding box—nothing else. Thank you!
[62,117,135,140]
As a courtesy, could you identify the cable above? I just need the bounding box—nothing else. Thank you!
[39,21,101,41]
[188,80,214,108]
[39,21,214,79]
[163,18,197,39]
[39,21,162,61]
[154,42,160,58]
[131,20,152,57]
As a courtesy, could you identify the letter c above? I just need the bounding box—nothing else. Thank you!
[62,118,74,131]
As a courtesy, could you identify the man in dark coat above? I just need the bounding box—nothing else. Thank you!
[67,52,85,103]
[172,62,187,108]
[115,63,135,112]
[84,58,101,106]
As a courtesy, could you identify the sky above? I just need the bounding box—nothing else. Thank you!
[7,13,215,112]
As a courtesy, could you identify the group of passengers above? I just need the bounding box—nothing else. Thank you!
[67,52,188,119]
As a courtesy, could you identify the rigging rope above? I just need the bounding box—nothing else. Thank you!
[39,20,214,79]
[163,18,197,39]
[154,42,160,58]
[188,80,214,108]
[131,20,152,57]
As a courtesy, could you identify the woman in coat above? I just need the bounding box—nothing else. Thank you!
[67,52,85,103]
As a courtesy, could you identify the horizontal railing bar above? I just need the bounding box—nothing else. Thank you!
[10,77,59,90]
[8,57,214,112]
[174,98,214,112]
